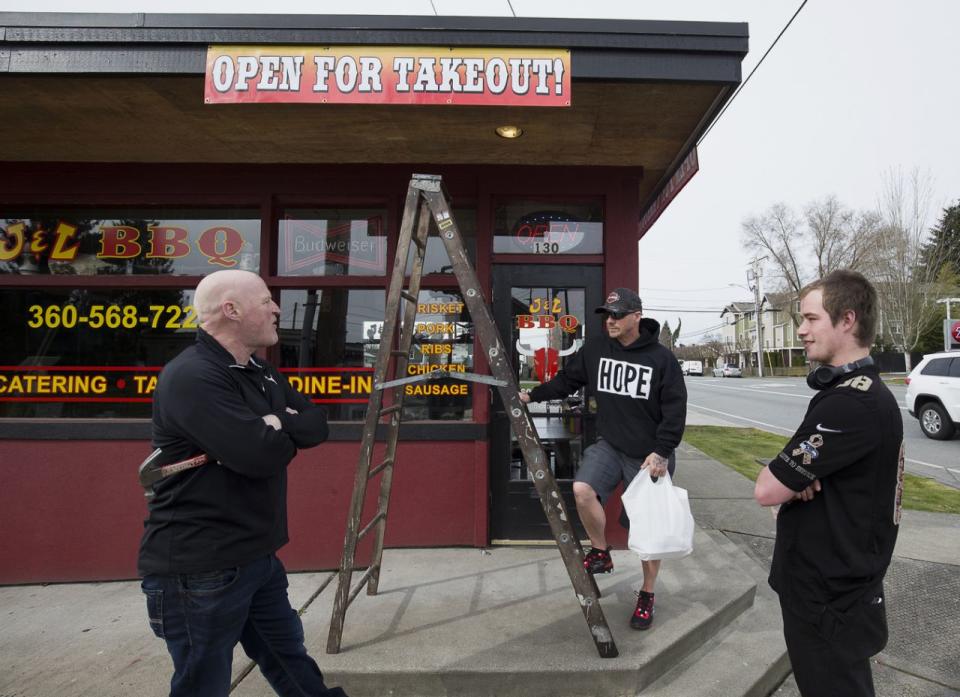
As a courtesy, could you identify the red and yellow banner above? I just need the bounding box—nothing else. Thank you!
[0,365,373,405]
[0,366,161,403]
[205,45,570,107]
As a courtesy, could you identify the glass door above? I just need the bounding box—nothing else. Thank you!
[490,265,603,540]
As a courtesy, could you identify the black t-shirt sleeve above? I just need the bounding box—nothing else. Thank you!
[768,391,876,491]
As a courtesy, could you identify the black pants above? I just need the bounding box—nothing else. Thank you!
[780,589,888,697]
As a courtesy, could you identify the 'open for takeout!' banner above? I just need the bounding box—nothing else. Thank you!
[204,45,570,107]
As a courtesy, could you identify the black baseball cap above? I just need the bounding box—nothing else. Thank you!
[595,288,643,314]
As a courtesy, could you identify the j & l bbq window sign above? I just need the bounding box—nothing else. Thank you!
[0,212,260,276]
[205,46,571,107]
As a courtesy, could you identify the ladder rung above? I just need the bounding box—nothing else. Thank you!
[390,350,408,357]
[368,458,394,479]
[400,290,417,303]
[357,510,386,540]
[346,566,376,608]
[379,403,403,416]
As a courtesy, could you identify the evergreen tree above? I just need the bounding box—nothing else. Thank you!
[659,320,673,349]
[922,201,960,275]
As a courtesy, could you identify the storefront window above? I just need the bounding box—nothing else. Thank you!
[277,208,388,276]
[277,288,383,420]
[0,209,260,275]
[403,289,474,421]
[0,288,197,418]
[492,199,603,255]
[405,207,477,274]
[276,288,474,421]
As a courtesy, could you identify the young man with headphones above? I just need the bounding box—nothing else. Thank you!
[754,270,904,697]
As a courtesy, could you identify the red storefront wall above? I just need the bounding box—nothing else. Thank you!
[0,439,487,584]
[0,162,641,583]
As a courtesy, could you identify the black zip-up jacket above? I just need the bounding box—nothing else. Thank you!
[138,329,328,576]
[528,318,687,459]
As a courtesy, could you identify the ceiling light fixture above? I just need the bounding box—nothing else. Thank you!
[495,125,524,139]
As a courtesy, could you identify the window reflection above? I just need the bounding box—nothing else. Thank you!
[278,289,384,420]
[405,207,477,275]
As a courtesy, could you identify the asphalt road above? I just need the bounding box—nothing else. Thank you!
[685,375,960,489]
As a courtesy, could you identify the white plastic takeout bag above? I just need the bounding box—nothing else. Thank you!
[621,468,695,560]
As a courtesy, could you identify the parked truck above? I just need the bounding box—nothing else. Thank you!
[682,360,703,376]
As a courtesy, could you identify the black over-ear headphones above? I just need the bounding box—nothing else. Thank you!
[806,355,874,390]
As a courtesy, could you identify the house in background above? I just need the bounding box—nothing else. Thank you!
[719,292,803,373]
[719,301,754,368]
[762,291,804,369]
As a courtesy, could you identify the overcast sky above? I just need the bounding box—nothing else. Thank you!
[4,0,958,341]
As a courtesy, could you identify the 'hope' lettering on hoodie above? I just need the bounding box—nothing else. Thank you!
[597,358,652,399]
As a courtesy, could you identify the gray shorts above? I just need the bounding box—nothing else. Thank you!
[575,438,676,505]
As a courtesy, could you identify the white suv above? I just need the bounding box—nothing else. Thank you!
[905,351,960,440]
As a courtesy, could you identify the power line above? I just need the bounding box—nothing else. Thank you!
[644,306,726,313]
[642,297,733,304]
[639,286,744,293]
[680,321,726,331]
[678,323,728,339]
[697,0,809,145]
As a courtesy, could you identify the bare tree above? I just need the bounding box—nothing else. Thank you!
[741,203,806,295]
[873,168,944,370]
[805,195,883,277]
[699,334,727,367]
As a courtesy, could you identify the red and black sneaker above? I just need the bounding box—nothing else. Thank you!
[631,590,655,630]
[583,546,614,574]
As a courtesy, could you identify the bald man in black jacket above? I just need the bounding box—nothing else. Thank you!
[139,270,347,697]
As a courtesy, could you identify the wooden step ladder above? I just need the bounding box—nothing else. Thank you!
[325,173,618,658]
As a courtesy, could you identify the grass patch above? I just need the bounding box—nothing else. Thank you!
[899,473,960,514]
[683,425,960,514]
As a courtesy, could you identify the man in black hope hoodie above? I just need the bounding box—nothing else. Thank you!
[520,288,687,630]
[138,270,347,697]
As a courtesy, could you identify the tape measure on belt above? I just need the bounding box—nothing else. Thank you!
[139,448,211,489]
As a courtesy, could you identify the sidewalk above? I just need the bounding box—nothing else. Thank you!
[1,419,957,696]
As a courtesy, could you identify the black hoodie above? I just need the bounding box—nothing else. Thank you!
[528,317,687,459]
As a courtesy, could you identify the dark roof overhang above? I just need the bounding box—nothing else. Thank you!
[0,13,748,227]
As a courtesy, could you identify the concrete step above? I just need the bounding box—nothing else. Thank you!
[641,530,790,697]
[232,530,760,697]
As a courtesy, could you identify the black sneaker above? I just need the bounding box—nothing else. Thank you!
[583,546,614,574]
[631,590,655,630]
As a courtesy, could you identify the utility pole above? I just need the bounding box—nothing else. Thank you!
[747,256,767,377]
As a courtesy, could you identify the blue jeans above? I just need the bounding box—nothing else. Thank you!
[142,554,347,697]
